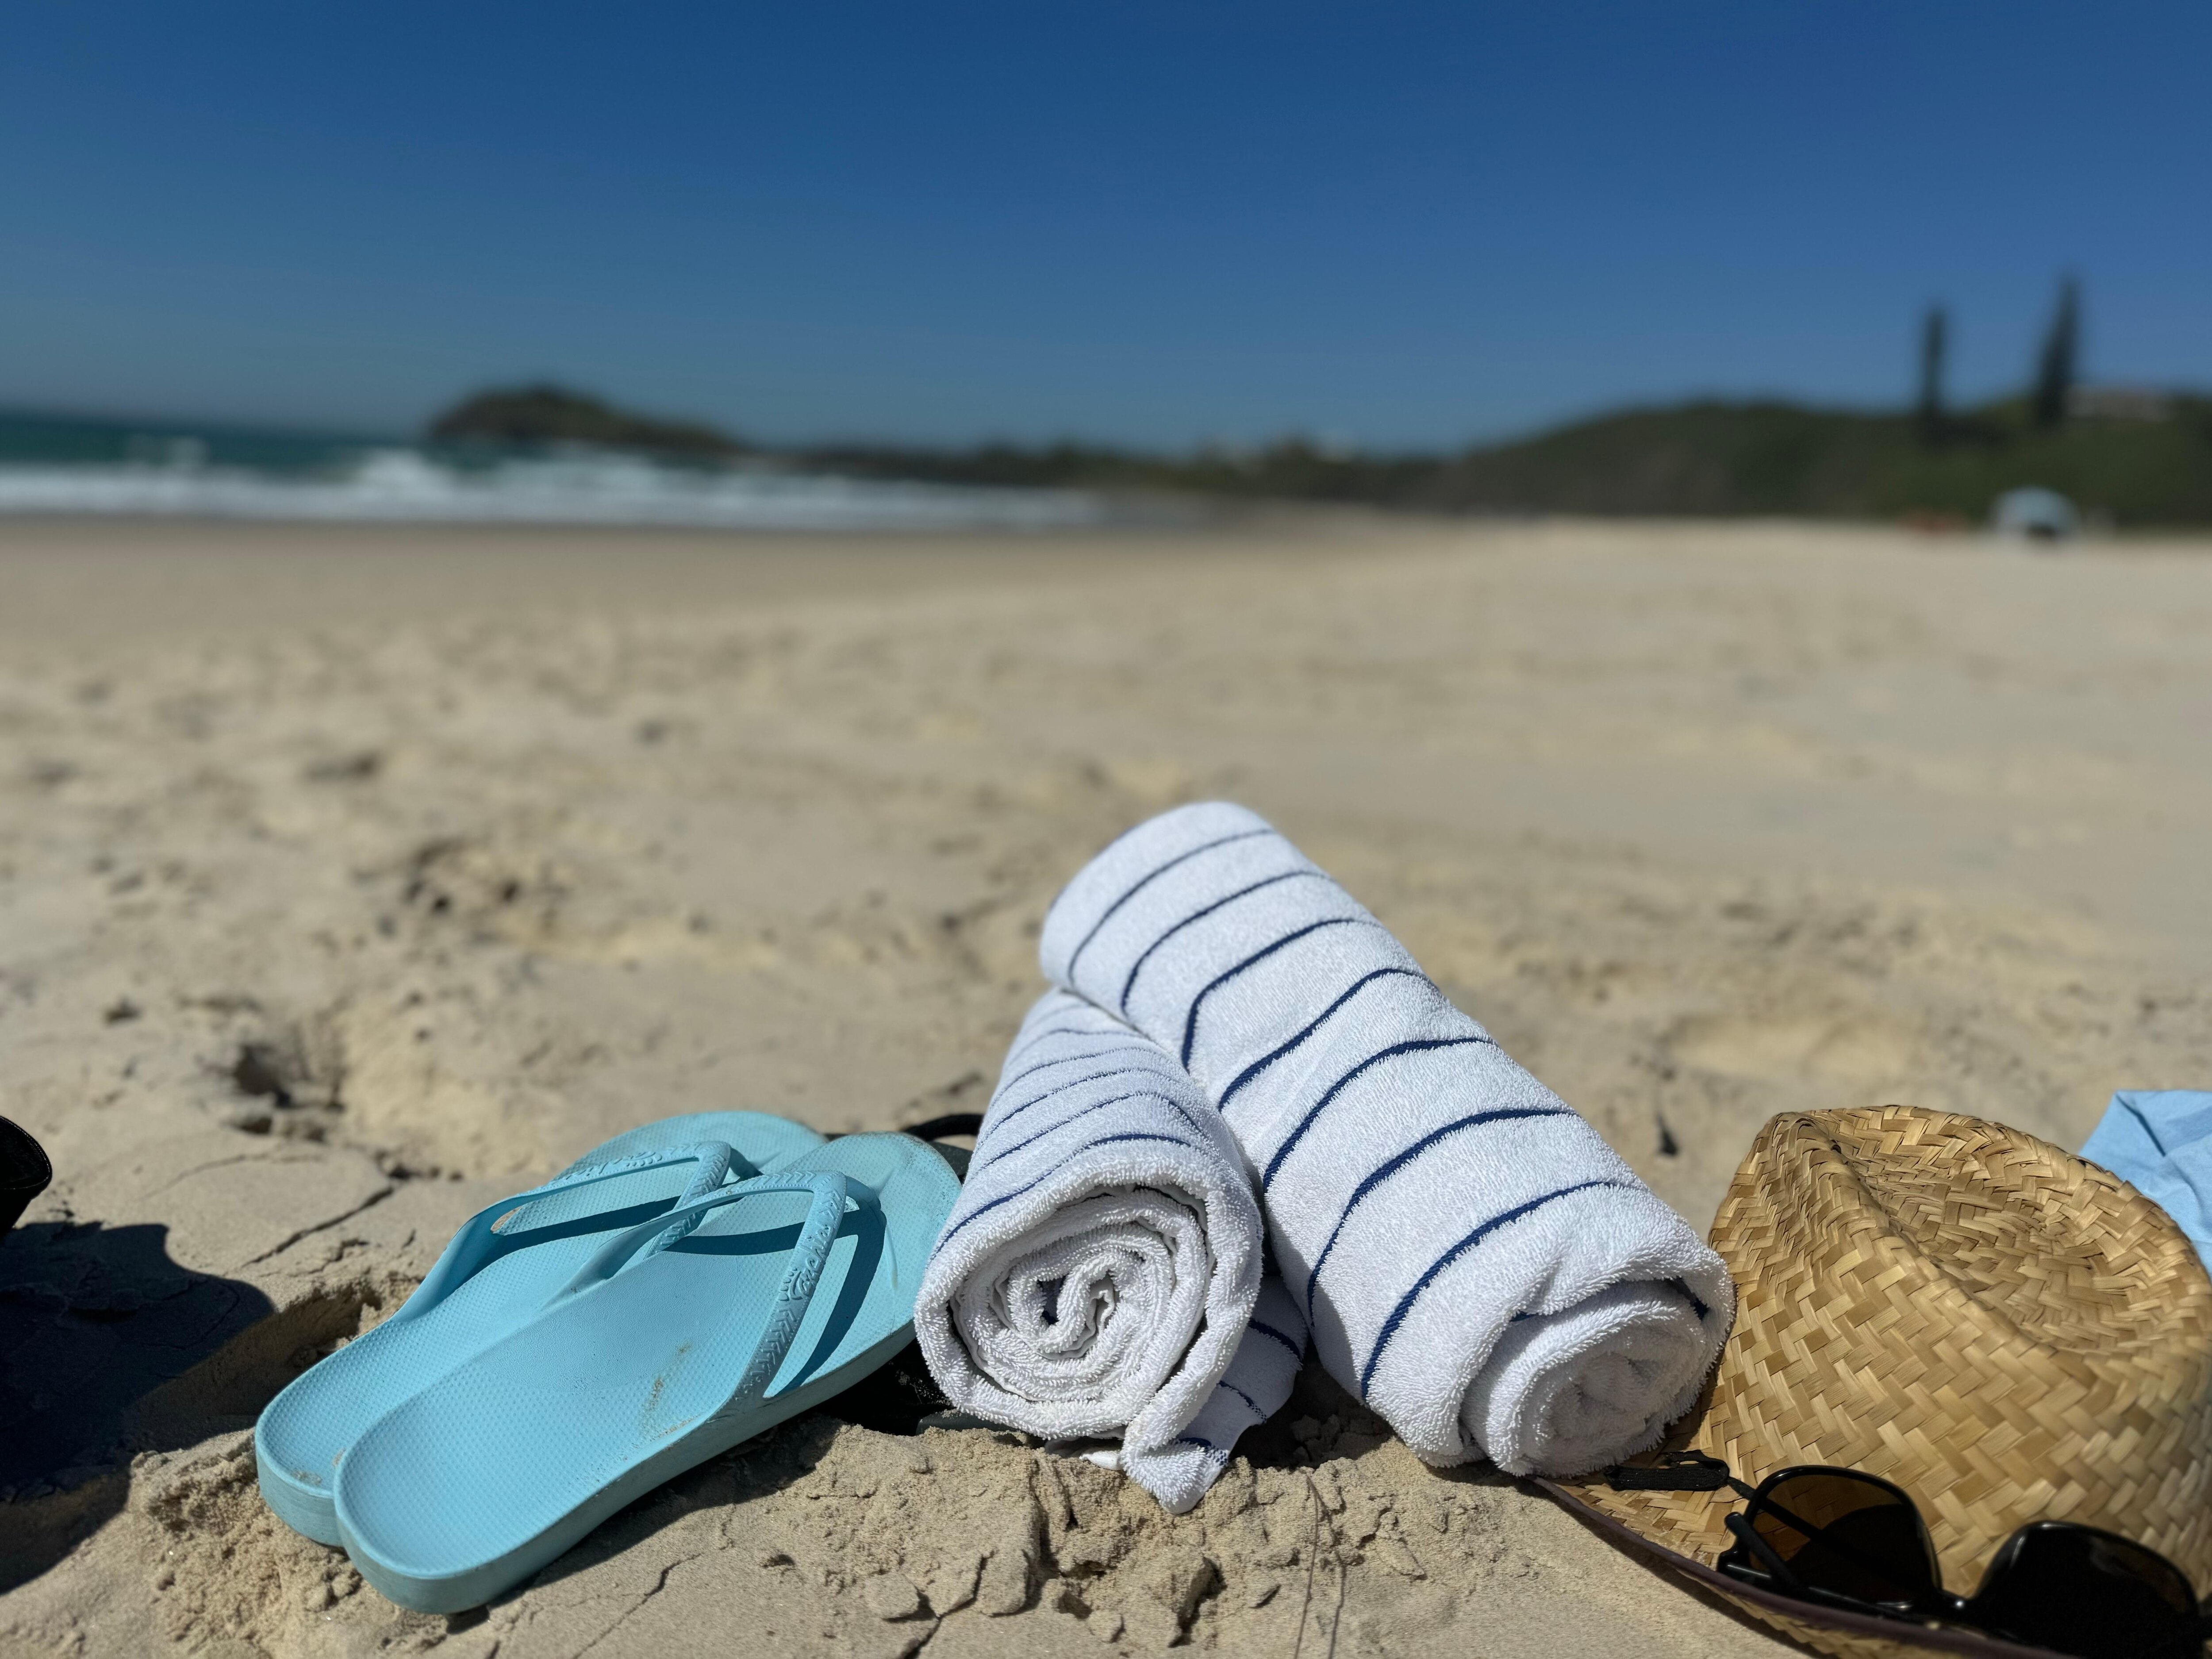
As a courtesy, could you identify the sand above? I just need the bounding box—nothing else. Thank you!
[2,514,2208,1658]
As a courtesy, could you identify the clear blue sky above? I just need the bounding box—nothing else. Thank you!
[3,3,2205,449]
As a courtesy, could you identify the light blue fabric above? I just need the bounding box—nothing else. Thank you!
[2080,1090,2212,1268]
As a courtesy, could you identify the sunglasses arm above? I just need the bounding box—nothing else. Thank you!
[1726,1511,1810,1592]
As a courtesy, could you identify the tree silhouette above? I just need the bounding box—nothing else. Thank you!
[2032,277,2080,429]
[1916,303,1948,443]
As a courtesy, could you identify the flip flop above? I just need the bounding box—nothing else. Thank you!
[256,1111,824,1544]
[332,1132,959,1612]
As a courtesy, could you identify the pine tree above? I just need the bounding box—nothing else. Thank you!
[2032,277,2080,429]
[1916,304,1947,442]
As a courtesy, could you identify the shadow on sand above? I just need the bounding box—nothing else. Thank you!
[0,1219,279,1591]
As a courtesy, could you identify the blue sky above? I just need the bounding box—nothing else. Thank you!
[2,3,2205,449]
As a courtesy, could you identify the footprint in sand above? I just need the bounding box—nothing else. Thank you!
[1664,1010,1919,1088]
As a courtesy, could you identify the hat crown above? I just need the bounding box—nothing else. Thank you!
[1710,1107,2212,1591]
[1767,1110,2200,1356]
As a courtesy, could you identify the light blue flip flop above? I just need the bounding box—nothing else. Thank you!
[255,1111,825,1544]
[332,1133,960,1612]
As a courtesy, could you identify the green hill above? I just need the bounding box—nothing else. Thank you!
[428,384,742,458]
[1408,397,2212,522]
[417,382,2212,526]
[816,396,2212,526]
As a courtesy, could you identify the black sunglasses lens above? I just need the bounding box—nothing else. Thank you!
[1966,1523,2199,1659]
[1750,1471,1944,1609]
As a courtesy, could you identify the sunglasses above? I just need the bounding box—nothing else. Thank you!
[1609,1452,2209,1659]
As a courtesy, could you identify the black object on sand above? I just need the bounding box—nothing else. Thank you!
[0,1117,52,1236]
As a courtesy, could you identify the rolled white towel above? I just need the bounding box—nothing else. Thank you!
[916,991,1306,1512]
[1039,802,1733,1475]
[1122,1274,1308,1506]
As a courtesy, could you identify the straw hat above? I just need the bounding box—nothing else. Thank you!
[1542,1106,2212,1659]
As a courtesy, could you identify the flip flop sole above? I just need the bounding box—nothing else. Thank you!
[256,1111,824,1544]
[348,1320,915,1612]
[334,1134,957,1611]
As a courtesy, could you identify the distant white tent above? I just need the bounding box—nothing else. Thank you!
[1992,486,2081,541]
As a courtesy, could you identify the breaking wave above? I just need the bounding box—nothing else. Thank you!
[0,446,1108,531]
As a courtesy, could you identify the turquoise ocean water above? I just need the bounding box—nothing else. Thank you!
[0,411,1106,531]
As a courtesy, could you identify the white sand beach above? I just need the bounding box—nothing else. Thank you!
[3,515,2209,1658]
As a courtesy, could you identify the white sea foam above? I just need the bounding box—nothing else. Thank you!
[0,448,1110,531]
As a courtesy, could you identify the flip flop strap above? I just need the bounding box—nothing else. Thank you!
[557,1172,864,1410]
[399,1140,739,1322]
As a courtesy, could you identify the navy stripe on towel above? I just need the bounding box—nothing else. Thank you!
[995,1041,1157,1097]
[1217,1379,1260,1414]
[1002,1020,1108,1068]
[1301,1106,1572,1319]
[1085,1130,1203,1155]
[938,1167,1064,1246]
[1260,1035,1496,1188]
[1217,967,1431,1112]
[1175,1432,1230,1465]
[1248,1320,1306,1363]
[990,1064,1183,1134]
[1178,914,1377,1068]
[974,1088,1205,1171]
[942,1133,1202,1245]
[1118,870,1325,1011]
[1356,1179,1632,1397]
[1063,827,1274,979]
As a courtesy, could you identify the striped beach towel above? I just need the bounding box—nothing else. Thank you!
[914,990,1306,1512]
[1039,802,1732,1476]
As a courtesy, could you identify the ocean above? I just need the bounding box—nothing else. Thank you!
[0,411,1109,532]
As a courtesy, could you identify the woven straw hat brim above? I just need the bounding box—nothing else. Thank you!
[1539,1478,2065,1659]
[1542,1105,2212,1659]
